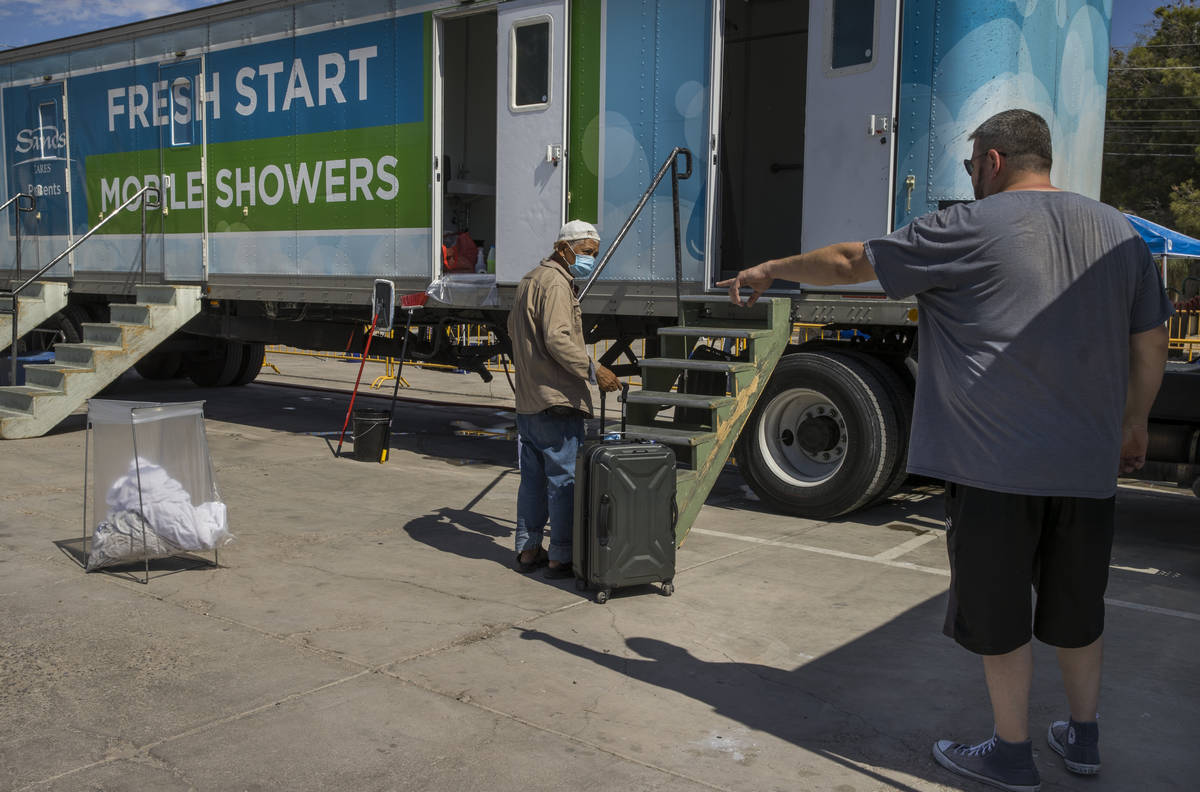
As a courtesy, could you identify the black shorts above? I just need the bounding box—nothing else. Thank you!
[942,482,1115,655]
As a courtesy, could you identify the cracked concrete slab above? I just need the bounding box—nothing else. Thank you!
[1,359,1197,792]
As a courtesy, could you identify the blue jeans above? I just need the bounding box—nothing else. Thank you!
[516,411,584,563]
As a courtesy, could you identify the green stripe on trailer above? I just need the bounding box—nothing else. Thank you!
[568,0,601,224]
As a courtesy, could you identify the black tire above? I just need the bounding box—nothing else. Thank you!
[22,306,84,354]
[840,349,914,504]
[230,343,266,386]
[735,351,901,519]
[134,349,184,380]
[186,341,245,388]
[596,590,609,604]
[661,582,675,596]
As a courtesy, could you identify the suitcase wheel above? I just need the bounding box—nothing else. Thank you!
[574,577,587,592]
[596,589,610,604]
[660,581,675,597]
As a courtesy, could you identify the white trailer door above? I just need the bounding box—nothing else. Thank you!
[158,59,206,281]
[494,0,568,284]
[801,0,900,257]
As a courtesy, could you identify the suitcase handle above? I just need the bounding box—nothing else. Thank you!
[598,493,611,547]
[670,495,678,530]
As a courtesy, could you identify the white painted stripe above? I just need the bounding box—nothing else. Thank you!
[1111,564,1162,576]
[1104,598,1200,622]
[872,531,940,561]
[689,528,1200,622]
[689,527,950,577]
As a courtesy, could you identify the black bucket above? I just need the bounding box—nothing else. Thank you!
[352,408,390,462]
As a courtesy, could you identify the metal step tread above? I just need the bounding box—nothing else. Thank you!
[679,294,763,304]
[55,342,124,352]
[624,390,735,409]
[21,362,94,375]
[624,425,716,446]
[640,357,754,374]
[0,385,63,398]
[658,325,772,339]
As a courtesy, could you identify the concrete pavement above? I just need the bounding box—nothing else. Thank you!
[1,355,1197,791]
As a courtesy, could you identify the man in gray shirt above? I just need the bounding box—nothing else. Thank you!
[719,109,1171,792]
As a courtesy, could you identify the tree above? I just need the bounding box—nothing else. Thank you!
[1103,1,1200,232]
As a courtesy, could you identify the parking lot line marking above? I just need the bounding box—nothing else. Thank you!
[690,529,1200,623]
[1104,598,1200,622]
[1111,564,1160,575]
[689,528,951,577]
[872,532,940,561]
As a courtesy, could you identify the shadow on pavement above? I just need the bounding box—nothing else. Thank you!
[52,536,220,584]
[518,595,963,792]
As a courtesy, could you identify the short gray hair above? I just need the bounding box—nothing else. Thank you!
[969,109,1052,174]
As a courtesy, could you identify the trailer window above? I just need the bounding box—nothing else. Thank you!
[831,0,875,70]
[169,77,194,146]
[37,102,58,160]
[511,17,551,110]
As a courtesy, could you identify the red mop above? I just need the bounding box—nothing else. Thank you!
[335,312,379,457]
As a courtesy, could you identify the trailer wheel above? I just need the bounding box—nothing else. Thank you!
[735,351,901,519]
[134,349,183,380]
[186,341,245,388]
[230,343,266,386]
[21,306,85,354]
[840,350,914,504]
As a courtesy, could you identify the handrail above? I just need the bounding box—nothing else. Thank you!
[1,193,37,280]
[9,185,161,297]
[577,146,693,306]
[4,186,160,385]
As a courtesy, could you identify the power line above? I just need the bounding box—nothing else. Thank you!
[1111,42,1200,50]
[1104,152,1198,158]
[1105,141,1200,146]
[1106,95,1200,101]
[1110,65,1200,71]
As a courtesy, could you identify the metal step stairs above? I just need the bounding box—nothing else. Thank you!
[0,285,201,439]
[623,295,791,545]
[0,281,70,354]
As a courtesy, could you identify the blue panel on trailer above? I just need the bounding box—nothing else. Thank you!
[600,0,711,284]
[896,0,1111,228]
[927,1,1110,203]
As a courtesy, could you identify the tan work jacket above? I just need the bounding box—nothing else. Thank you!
[507,259,595,416]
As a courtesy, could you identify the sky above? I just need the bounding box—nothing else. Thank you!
[0,0,1183,51]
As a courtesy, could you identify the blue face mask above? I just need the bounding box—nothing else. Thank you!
[568,252,596,279]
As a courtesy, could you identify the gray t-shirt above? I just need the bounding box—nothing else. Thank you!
[864,190,1173,498]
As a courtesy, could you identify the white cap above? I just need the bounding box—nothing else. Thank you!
[556,219,600,243]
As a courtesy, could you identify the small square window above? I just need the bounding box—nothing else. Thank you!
[512,18,551,109]
[169,77,194,147]
[37,102,58,160]
[832,0,875,70]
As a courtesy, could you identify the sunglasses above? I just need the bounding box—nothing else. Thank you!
[963,151,1007,176]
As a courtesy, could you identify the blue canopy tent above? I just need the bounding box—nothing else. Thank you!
[1125,214,1200,259]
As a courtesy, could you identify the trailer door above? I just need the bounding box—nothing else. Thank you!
[801,0,899,257]
[7,82,71,275]
[158,59,205,281]
[494,0,568,284]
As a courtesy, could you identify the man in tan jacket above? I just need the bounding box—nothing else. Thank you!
[507,220,621,578]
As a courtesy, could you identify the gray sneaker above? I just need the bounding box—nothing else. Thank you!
[932,734,1041,792]
[1047,718,1101,775]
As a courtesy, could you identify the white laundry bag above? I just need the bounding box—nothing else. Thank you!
[85,400,233,571]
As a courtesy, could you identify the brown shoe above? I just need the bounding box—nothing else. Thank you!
[514,546,548,573]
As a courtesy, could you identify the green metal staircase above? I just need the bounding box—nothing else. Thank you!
[623,295,791,545]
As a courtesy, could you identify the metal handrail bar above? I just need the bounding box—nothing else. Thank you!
[0,193,36,283]
[577,147,692,304]
[8,185,161,297]
[4,186,160,385]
